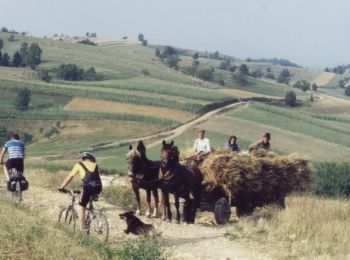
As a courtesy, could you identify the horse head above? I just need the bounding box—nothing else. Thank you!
[161,140,179,171]
[127,144,142,178]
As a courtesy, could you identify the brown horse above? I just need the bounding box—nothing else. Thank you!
[159,140,202,224]
[127,141,160,217]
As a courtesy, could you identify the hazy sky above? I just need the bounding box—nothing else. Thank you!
[0,0,349,67]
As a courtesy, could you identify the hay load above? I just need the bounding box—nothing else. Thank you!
[181,150,311,216]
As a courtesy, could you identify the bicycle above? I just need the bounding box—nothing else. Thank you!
[7,168,28,203]
[58,189,109,242]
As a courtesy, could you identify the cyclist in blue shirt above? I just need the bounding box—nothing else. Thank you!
[0,134,25,181]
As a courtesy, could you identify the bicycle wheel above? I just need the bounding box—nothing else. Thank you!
[90,212,109,242]
[12,182,22,203]
[58,206,77,230]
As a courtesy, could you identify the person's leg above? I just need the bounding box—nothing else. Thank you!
[78,206,86,231]
[3,165,9,181]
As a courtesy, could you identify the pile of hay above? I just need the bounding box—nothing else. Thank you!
[181,149,311,214]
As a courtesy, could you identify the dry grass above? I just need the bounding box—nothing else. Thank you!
[64,98,196,122]
[197,150,310,198]
[303,95,350,115]
[226,195,350,259]
[313,72,335,86]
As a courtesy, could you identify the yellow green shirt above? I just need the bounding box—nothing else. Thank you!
[69,161,97,180]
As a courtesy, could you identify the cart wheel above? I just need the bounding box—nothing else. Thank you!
[214,198,231,225]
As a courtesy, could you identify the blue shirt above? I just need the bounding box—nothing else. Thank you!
[4,140,25,159]
[224,142,241,153]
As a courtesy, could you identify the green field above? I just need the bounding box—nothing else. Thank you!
[1,31,348,173]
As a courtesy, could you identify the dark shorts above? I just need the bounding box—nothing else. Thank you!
[79,185,102,208]
[5,158,24,173]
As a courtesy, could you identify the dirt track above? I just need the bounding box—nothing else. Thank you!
[93,101,246,150]
[0,180,272,259]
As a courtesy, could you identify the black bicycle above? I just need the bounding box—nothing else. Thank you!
[58,189,109,242]
[7,168,28,203]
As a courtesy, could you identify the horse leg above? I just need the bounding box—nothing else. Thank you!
[161,191,167,221]
[174,194,181,224]
[152,189,159,218]
[133,184,141,216]
[164,191,172,222]
[145,189,151,217]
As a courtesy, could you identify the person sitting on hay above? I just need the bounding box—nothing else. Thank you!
[193,130,211,161]
[248,132,271,153]
[224,135,241,153]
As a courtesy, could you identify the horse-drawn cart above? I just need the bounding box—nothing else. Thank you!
[182,150,311,225]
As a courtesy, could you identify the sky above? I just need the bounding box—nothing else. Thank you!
[0,0,349,68]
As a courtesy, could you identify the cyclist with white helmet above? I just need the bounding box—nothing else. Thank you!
[59,152,102,231]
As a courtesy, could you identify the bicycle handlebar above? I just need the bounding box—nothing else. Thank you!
[58,188,81,196]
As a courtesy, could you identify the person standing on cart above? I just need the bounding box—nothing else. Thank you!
[193,130,212,161]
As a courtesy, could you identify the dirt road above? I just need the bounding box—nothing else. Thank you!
[93,101,246,150]
[0,181,272,260]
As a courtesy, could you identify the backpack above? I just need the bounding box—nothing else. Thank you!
[79,162,102,189]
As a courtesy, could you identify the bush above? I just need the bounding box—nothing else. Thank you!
[141,69,150,76]
[13,87,31,110]
[250,69,263,78]
[312,162,350,198]
[339,80,345,88]
[277,69,291,84]
[265,72,275,80]
[239,64,249,76]
[114,235,166,260]
[293,80,311,92]
[43,126,60,139]
[38,70,52,82]
[311,83,318,91]
[345,85,350,96]
[77,39,97,46]
[285,91,296,107]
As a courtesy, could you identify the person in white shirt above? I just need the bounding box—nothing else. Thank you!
[193,130,211,160]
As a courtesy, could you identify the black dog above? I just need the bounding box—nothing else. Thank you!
[119,211,153,235]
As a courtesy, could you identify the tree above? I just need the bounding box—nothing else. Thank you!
[0,39,3,49]
[339,80,345,88]
[8,34,15,42]
[293,80,311,92]
[1,52,10,66]
[277,69,291,84]
[86,32,90,37]
[324,67,330,72]
[13,87,31,110]
[280,69,291,78]
[20,42,28,65]
[192,53,199,60]
[162,46,177,57]
[345,85,350,97]
[197,67,214,81]
[138,33,144,42]
[250,69,263,78]
[265,72,275,80]
[12,51,22,67]
[165,55,180,69]
[142,40,148,46]
[25,43,42,69]
[232,71,248,85]
[155,48,161,57]
[312,83,318,92]
[239,64,249,76]
[219,60,231,70]
[285,91,297,107]
[211,51,219,59]
[57,64,84,81]
[1,27,8,33]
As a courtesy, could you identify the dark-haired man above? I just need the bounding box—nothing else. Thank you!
[0,134,25,181]
[59,152,102,231]
[248,132,271,153]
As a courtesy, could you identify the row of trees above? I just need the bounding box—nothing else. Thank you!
[39,64,102,82]
[0,40,42,69]
[325,65,350,75]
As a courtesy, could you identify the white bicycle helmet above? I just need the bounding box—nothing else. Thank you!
[81,152,96,162]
